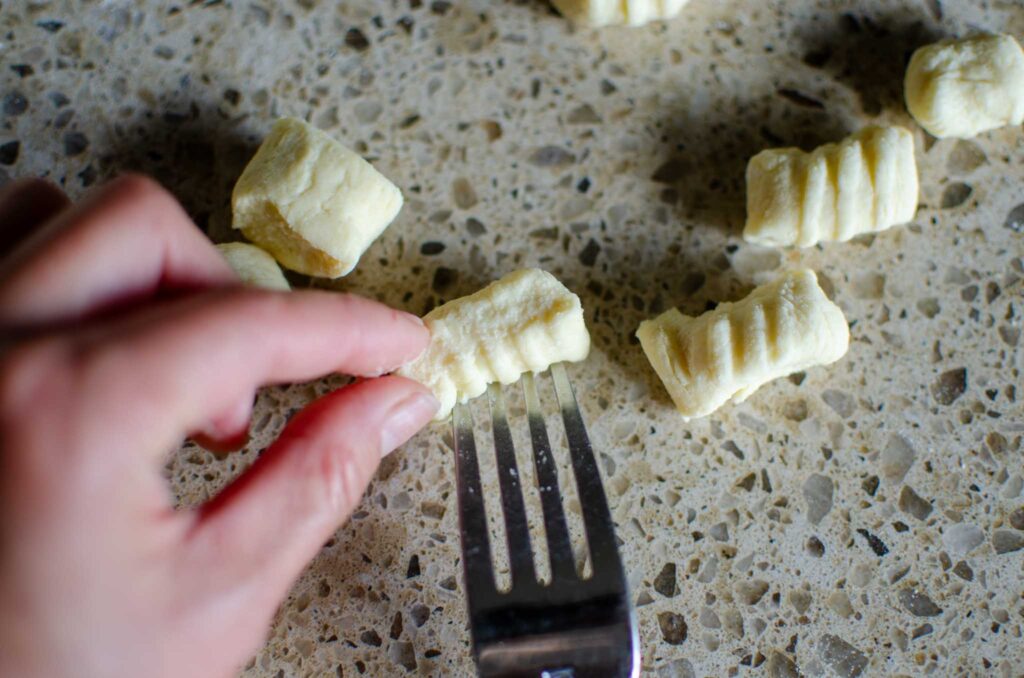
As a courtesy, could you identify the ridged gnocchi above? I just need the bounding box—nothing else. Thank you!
[397,268,591,421]
[551,0,691,27]
[215,243,291,291]
[905,34,1024,139]
[636,269,849,420]
[743,126,918,248]
[232,117,403,279]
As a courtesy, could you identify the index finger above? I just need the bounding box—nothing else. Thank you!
[75,287,430,460]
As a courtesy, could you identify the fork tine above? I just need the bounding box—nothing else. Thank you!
[487,383,536,589]
[550,363,623,583]
[453,401,496,600]
[522,371,577,584]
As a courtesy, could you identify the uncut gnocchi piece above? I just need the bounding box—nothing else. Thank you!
[551,0,691,27]
[215,243,290,291]
[744,126,918,248]
[636,269,849,420]
[905,34,1024,139]
[231,117,403,278]
[397,268,590,421]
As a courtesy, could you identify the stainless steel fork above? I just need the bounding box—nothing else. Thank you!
[452,363,640,678]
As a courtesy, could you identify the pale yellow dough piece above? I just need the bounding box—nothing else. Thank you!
[398,269,591,421]
[905,34,1024,139]
[637,269,849,420]
[231,117,403,278]
[551,0,691,27]
[744,126,918,248]
[215,242,290,291]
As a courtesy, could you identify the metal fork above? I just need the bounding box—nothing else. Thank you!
[452,363,640,678]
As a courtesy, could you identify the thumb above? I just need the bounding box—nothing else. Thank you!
[180,376,438,628]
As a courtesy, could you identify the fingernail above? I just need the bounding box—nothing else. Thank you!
[379,391,439,456]
[399,311,426,329]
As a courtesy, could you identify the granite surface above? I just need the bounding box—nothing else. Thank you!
[3,1,1024,676]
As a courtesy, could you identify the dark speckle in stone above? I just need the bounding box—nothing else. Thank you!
[410,604,429,627]
[431,267,456,292]
[439,575,457,591]
[952,561,973,581]
[390,640,416,671]
[430,1,452,14]
[736,580,769,605]
[1005,203,1024,233]
[777,88,825,109]
[651,157,689,183]
[54,109,74,129]
[940,182,972,209]
[63,132,89,157]
[420,241,445,255]
[0,141,20,165]
[681,272,705,295]
[528,146,575,168]
[898,486,933,521]
[465,217,486,236]
[931,368,967,405]
[767,651,800,677]
[3,92,28,116]
[77,164,97,187]
[898,588,942,617]
[803,48,832,67]
[856,529,889,556]
[406,555,420,578]
[577,177,591,193]
[912,624,933,640]
[806,536,825,557]
[223,88,241,105]
[49,92,69,107]
[10,65,34,78]
[819,634,868,678]
[579,238,600,266]
[653,563,678,597]
[389,612,403,640]
[600,79,617,95]
[36,20,65,33]
[861,475,879,497]
[736,473,756,492]
[359,629,382,647]
[397,16,414,34]
[658,612,687,644]
[345,28,370,51]
[992,530,1024,554]
[1009,507,1024,531]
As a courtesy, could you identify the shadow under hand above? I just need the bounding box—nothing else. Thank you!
[95,100,261,243]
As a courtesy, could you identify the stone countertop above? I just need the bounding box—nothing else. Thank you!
[3,0,1023,675]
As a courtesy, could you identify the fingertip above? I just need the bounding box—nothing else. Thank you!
[377,376,439,456]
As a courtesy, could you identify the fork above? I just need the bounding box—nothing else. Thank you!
[451,362,640,678]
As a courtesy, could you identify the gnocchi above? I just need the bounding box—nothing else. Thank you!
[551,0,691,27]
[744,126,918,248]
[636,269,849,420]
[215,242,290,291]
[905,34,1024,139]
[397,268,591,421]
[231,117,403,278]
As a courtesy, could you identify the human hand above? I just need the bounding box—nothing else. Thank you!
[0,175,438,678]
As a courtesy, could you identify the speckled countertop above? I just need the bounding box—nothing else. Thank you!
[3,1,1023,676]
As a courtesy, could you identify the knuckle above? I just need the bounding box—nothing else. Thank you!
[300,438,373,517]
[0,337,70,414]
